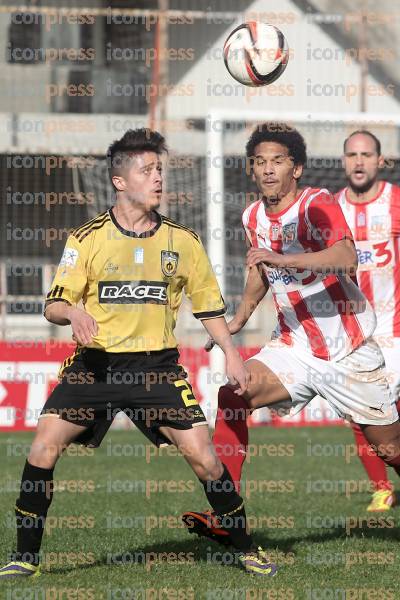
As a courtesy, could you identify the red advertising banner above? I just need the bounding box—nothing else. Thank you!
[0,341,342,431]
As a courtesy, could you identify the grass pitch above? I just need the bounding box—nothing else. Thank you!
[0,426,399,600]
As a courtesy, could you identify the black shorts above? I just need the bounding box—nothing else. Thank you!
[40,348,207,447]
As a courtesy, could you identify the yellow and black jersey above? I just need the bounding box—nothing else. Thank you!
[45,209,226,352]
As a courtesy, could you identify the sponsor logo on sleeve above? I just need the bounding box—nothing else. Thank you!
[60,247,79,268]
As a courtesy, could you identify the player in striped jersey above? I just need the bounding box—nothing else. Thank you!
[337,130,400,511]
[183,123,400,547]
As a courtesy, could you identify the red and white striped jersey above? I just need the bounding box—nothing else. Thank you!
[336,181,400,339]
[242,187,376,361]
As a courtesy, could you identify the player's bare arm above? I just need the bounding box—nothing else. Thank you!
[230,265,269,332]
[44,302,98,346]
[247,238,358,275]
[205,266,269,351]
[201,316,249,394]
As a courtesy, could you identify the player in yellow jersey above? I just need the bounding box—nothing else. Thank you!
[0,129,276,579]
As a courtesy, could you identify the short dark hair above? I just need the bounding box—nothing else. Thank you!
[246,122,307,166]
[107,128,167,185]
[343,130,381,155]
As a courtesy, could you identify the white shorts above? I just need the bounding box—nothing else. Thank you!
[380,337,400,401]
[250,337,398,426]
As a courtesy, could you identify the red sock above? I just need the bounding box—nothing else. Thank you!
[212,386,251,493]
[351,422,393,492]
[381,399,400,477]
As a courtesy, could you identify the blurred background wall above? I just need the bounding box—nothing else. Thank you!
[0,0,399,350]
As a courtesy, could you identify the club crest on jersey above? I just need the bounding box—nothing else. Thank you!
[161,251,179,277]
[282,223,297,243]
[371,215,391,232]
[371,215,385,224]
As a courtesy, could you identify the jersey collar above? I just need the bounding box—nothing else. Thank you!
[109,208,162,238]
[263,187,309,220]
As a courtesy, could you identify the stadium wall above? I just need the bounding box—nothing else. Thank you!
[0,341,342,432]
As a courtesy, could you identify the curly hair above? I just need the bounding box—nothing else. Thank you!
[246,122,307,166]
[107,128,167,184]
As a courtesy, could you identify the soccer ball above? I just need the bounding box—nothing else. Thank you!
[223,22,289,86]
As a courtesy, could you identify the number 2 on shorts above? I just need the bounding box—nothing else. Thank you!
[174,380,197,406]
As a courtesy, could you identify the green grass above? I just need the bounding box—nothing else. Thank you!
[1,427,399,599]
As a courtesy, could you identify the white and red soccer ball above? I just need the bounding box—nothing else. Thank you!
[223,21,289,86]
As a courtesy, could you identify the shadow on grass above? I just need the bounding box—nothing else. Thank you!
[47,521,400,575]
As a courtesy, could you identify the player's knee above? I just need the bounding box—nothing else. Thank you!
[374,435,400,464]
[28,437,62,469]
[192,453,222,481]
[382,451,400,468]
[207,459,224,481]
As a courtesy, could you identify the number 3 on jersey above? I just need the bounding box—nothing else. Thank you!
[174,380,198,406]
[373,241,393,267]
[356,240,394,269]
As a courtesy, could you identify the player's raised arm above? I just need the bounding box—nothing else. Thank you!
[284,237,357,274]
[247,238,357,275]
[247,192,358,275]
